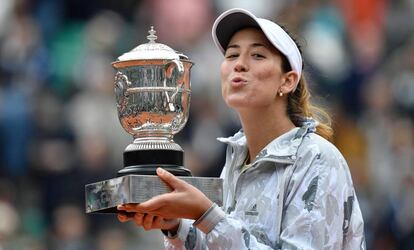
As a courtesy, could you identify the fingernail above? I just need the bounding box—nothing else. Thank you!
[157,168,165,174]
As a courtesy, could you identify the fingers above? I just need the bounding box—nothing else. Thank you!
[156,167,187,190]
[117,213,128,222]
[120,212,151,230]
[118,203,146,213]
[117,205,137,223]
[118,209,180,231]
[118,202,159,214]
[117,211,133,223]
[153,215,163,227]
[134,213,145,227]
[135,213,161,231]
[137,193,171,213]
[118,211,153,230]
[142,214,155,230]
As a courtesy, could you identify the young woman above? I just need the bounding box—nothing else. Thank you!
[118,8,365,249]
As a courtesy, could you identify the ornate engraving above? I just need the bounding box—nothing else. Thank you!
[85,175,223,213]
[114,72,130,113]
[114,62,191,150]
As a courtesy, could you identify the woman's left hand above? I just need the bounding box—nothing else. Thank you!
[117,167,213,221]
[117,211,180,231]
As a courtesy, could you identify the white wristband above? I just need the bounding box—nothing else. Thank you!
[193,203,225,234]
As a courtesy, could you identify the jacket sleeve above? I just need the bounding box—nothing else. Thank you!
[278,146,366,249]
[164,213,281,250]
[163,166,279,249]
[164,142,365,249]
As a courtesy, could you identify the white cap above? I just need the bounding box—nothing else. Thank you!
[212,8,302,86]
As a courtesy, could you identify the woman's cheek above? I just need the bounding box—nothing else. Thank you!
[221,85,237,107]
[220,61,230,79]
[255,66,276,81]
[220,66,230,100]
[221,84,227,101]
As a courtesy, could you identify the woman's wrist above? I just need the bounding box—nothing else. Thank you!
[195,199,214,220]
[193,203,225,234]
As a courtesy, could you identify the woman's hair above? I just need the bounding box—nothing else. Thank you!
[279,27,333,141]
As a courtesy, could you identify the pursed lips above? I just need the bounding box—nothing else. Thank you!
[230,76,248,87]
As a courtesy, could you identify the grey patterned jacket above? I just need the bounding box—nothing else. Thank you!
[164,120,366,249]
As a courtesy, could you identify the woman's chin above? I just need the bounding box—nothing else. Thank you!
[225,98,250,109]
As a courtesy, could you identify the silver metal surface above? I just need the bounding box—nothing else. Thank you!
[84,27,223,216]
[117,26,181,61]
[85,175,223,213]
[112,26,193,152]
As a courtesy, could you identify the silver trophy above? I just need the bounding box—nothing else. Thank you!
[85,27,223,213]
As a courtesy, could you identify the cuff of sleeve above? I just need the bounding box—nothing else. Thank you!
[193,203,225,234]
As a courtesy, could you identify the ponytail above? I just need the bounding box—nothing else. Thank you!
[287,75,333,140]
[279,25,333,140]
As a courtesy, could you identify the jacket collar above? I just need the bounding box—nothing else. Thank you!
[218,118,318,162]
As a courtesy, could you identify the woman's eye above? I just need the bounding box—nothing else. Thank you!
[225,54,238,59]
[252,53,265,59]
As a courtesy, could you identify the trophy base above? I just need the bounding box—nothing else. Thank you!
[121,149,191,176]
[85,174,223,214]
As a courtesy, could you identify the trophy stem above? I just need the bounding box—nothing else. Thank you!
[118,138,192,177]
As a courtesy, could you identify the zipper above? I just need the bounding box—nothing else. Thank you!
[221,126,307,215]
[224,143,241,213]
[223,137,298,213]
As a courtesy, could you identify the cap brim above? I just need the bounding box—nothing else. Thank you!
[212,8,261,54]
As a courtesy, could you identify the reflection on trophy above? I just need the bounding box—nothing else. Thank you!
[113,26,192,177]
[85,27,223,214]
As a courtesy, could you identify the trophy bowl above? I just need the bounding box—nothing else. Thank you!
[112,27,193,176]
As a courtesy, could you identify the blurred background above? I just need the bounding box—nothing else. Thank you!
[0,0,413,249]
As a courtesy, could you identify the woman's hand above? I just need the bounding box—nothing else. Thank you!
[117,167,213,223]
[117,212,180,231]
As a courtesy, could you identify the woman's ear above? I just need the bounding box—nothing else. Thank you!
[280,71,299,93]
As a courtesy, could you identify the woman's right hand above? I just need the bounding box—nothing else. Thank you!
[117,168,213,221]
[117,211,180,232]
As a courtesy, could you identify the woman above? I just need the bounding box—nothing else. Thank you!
[117,8,365,249]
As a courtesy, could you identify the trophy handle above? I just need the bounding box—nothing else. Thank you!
[114,72,130,113]
[164,59,184,112]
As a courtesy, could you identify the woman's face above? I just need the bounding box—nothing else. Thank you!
[220,28,285,110]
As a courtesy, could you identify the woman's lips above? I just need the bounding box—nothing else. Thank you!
[231,77,247,87]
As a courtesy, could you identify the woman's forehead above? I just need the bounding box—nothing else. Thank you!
[227,28,279,53]
[229,28,267,43]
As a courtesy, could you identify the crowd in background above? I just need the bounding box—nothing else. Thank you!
[0,0,413,249]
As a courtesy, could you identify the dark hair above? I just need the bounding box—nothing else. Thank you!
[279,27,333,140]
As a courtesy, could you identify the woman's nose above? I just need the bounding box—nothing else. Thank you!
[234,56,248,72]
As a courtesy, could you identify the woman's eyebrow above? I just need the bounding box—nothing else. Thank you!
[227,44,240,50]
[226,42,269,54]
[227,43,266,49]
[251,43,266,48]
